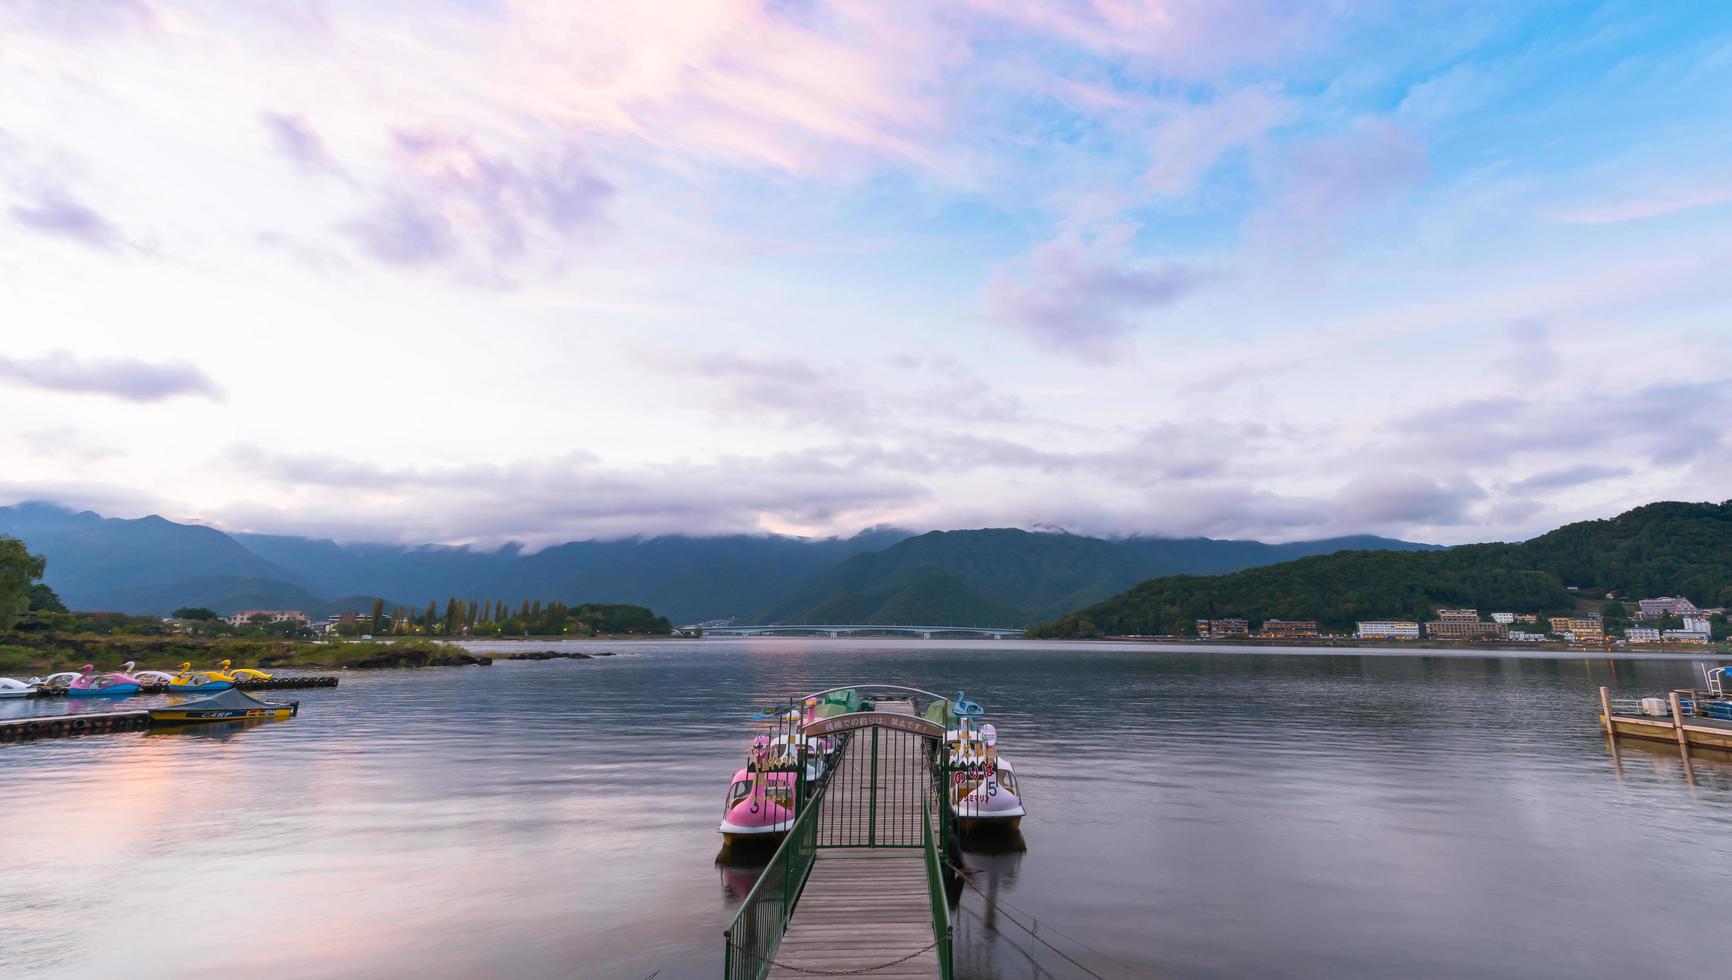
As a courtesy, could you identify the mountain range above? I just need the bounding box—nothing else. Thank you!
[1031,501,1732,637]
[0,502,1436,625]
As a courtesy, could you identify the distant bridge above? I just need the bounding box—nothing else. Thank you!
[693,623,1026,639]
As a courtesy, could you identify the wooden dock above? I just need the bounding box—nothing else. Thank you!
[1599,687,1732,752]
[768,850,940,978]
[768,697,943,978]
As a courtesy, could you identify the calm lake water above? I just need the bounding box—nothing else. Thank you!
[3,639,1731,979]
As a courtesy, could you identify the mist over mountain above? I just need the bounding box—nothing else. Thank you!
[231,526,910,624]
[1,502,1437,624]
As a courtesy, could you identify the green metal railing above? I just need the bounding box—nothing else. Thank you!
[722,715,958,979]
[816,727,933,848]
[722,760,833,980]
[922,792,954,980]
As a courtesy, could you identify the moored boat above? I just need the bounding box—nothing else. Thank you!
[947,720,1026,833]
[148,687,299,724]
[38,671,80,691]
[0,677,32,699]
[66,663,144,697]
[216,659,273,682]
[718,768,799,845]
[167,662,234,692]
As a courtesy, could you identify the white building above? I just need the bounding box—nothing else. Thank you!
[225,609,309,627]
[1663,629,1710,644]
[1490,612,1515,624]
[1624,627,1661,644]
[1682,616,1712,634]
[1356,621,1420,640]
[1508,630,1546,642]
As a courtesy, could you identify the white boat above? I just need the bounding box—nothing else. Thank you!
[0,677,33,699]
[38,671,80,690]
[947,721,1026,832]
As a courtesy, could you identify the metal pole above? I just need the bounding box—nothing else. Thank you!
[868,726,878,847]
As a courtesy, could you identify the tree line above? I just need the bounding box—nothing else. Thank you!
[336,597,671,637]
[1031,501,1732,638]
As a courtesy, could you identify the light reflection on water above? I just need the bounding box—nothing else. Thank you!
[2,640,1731,979]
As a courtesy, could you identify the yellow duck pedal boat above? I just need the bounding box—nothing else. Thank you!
[216,659,274,682]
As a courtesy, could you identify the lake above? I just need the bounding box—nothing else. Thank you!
[3,639,1730,978]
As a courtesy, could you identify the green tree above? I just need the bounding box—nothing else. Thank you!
[172,606,220,620]
[1,536,48,632]
[29,581,68,613]
[370,597,386,635]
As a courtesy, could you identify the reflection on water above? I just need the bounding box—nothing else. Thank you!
[4,640,1732,978]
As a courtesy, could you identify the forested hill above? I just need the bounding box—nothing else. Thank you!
[759,527,1439,627]
[1030,501,1732,637]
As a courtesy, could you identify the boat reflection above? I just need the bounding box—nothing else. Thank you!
[954,835,1029,979]
[146,717,289,738]
[715,845,770,902]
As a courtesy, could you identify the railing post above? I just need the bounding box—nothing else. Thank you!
[868,726,878,847]
[1599,686,1614,736]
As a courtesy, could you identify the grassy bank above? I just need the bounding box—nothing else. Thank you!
[0,636,494,676]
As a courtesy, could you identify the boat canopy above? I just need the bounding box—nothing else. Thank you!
[172,688,287,711]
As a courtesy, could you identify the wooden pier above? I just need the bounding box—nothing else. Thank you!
[768,699,941,979]
[725,691,953,980]
[768,850,941,978]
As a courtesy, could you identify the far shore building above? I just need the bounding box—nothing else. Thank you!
[1355,620,1420,640]
[1636,596,1700,620]
[1195,618,1250,639]
[1508,630,1546,642]
[1624,627,1661,643]
[1513,613,1539,623]
[226,609,310,627]
[1258,619,1319,638]
[1425,609,1509,640]
[1490,612,1516,624]
[1550,614,1605,643]
[1663,629,1711,644]
[317,611,364,634]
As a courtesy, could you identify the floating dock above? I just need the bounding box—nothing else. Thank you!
[1599,687,1732,751]
[0,710,151,741]
[26,675,339,698]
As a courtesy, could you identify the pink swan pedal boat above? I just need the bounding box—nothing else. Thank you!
[718,769,800,845]
[66,662,144,697]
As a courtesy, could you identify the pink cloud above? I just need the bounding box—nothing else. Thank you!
[985,223,1209,360]
[1144,85,1292,196]
[1554,187,1732,225]
[1256,118,1428,235]
[964,0,1338,78]
[344,131,614,271]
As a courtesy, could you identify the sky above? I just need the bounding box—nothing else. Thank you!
[2,1,1731,548]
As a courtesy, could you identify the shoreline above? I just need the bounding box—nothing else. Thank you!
[1089,634,1730,655]
[0,635,638,676]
